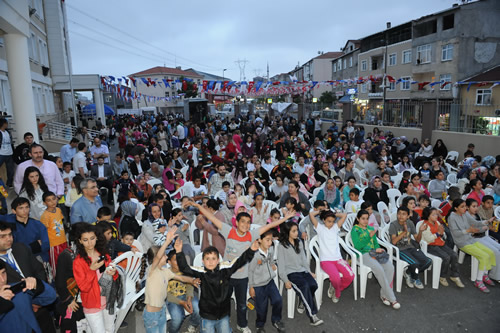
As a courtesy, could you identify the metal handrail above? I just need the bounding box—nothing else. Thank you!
[46,121,100,142]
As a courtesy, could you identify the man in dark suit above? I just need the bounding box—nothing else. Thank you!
[129,153,150,178]
[90,156,114,204]
[0,221,57,332]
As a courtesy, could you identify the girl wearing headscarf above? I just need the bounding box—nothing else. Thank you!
[363,176,390,210]
[317,178,341,210]
[119,200,141,238]
[219,192,238,226]
[138,203,162,251]
[301,165,321,193]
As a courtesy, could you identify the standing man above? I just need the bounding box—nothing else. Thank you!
[0,119,14,187]
[14,144,64,197]
[90,157,113,205]
[314,115,322,139]
[73,142,88,178]
[89,137,109,164]
[13,132,49,165]
[60,138,79,163]
[177,121,186,144]
[70,178,103,224]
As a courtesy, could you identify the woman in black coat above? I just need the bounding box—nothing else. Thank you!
[363,176,390,211]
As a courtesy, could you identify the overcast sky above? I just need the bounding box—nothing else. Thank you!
[67,0,457,81]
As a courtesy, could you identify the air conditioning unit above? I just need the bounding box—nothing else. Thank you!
[495,109,500,116]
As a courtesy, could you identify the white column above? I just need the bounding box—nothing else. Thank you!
[4,33,39,140]
[93,88,105,124]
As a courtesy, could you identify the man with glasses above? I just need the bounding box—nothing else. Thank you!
[207,164,234,197]
[70,178,103,224]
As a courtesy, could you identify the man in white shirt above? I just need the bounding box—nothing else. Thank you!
[0,119,14,187]
[192,140,201,167]
[177,122,185,143]
[314,115,322,139]
[73,142,88,177]
[89,137,109,164]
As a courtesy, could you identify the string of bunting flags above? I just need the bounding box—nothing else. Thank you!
[100,74,500,103]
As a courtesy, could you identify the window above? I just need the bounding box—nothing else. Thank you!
[32,0,44,21]
[476,89,492,105]
[38,38,49,66]
[360,83,367,93]
[416,44,431,64]
[338,60,342,71]
[343,59,347,69]
[388,81,396,91]
[439,74,451,91]
[333,63,337,72]
[165,92,170,97]
[402,50,412,64]
[441,44,453,61]
[401,77,411,90]
[349,57,353,67]
[388,53,397,66]
[105,95,113,103]
[0,78,13,115]
[44,87,55,114]
[443,14,454,30]
[361,60,367,71]
[0,37,3,47]
[28,31,38,62]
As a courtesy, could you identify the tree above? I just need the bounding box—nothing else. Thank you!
[319,91,335,104]
[177,76,198,98]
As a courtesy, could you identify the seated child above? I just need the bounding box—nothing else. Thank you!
[344,188,364,213]
[117,231,139,269]
[114,170,133,201]
[93,206,119,240]
[175,238,259,332]
[360,201,380,231]
[281,197,301,224]
[166,249,201,333]
[414,195,431,218]
[248,230,285,333]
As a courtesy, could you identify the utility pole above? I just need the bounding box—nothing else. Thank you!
[235,58,249,81]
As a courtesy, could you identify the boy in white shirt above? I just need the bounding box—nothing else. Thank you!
[62,162,76,193]
[344,188,364,213]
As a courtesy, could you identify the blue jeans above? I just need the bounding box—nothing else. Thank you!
[167,295,201,333]
[0,154,14,185]
[229,277,248,328]
[254,280,282,328]
[201,315,231,333]
[143,304,167,333]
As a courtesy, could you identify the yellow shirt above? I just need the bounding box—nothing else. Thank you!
[144,266,175,308]
[40,208,67,247]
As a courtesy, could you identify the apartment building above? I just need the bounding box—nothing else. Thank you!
[129,66,203,113]
[331,40,360,102]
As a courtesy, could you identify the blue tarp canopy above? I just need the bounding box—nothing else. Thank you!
[82,104,115,116]
[339,95,352,103]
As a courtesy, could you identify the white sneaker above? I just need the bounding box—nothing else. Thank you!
[310,315,324,326]
[185,325,197,333]
[332,295,339,303]
[404,271,414,288]
[237,326,252,333]
[297,302,305,314]
[414,279,424,289]
[327,284,334,298]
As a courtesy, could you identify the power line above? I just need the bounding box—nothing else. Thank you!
[70,30,168,66]
[68,20,177,66]
[67,4,223,71]
[235,58,249,81]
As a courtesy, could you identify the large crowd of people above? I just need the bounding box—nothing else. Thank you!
[0,112,499,333]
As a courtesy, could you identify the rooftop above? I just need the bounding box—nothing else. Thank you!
[463,65,500,83]
[129,66,203,78]
[314,52,344,60]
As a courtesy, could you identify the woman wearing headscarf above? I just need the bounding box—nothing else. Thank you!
[119,200,141,238]
[317,178,341,210]
[219,192,238,226]
[363,176,390,210]
[138,203,162,251]
[301,165,321,193]
[432,139,448,160]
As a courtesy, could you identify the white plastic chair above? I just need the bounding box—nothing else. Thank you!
[458,249,480,282]
[494,206,500,219]
[377,201,393,229]
[112,251,145,331]
[344,230,373,300]
[147,178,162,187]
[431,199,442,209]
[415,221,442,289]
[342,213,357,233]
[298,219,312,263]
[380,224,409,293]
[387,189,402,213]
[309,236,356,308]
[263,200,279,212]
[391,173,403,189]
[180,165,189,179]
[446,173,457,187]
[189,220,203,255]
[445,151,459,163]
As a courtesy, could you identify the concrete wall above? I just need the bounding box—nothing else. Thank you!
[321,122,500,160]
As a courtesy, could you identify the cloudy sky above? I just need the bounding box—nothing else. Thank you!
[67,0,457,81]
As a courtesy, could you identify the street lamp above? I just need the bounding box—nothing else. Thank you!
[222,69,227,103]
